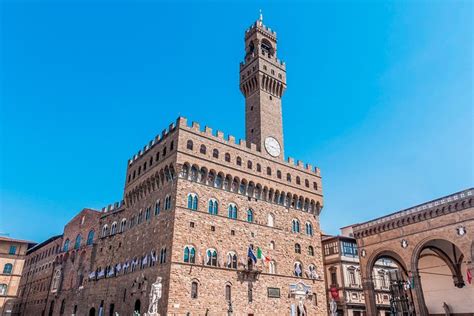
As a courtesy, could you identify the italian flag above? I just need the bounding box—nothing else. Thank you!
[257,247,271,263]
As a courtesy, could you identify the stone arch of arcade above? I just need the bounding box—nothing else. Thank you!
[353,188,473,316]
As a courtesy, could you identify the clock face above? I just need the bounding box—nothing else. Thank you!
[264,137,281,157]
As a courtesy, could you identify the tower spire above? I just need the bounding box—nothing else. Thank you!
[259,9,263,23]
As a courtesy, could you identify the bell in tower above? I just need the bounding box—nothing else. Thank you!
[240,13,287,159]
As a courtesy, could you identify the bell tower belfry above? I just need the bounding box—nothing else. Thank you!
[239,13,287,159]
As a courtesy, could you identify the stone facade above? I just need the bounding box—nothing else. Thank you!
[0,236,34,315]
[352,188,474,316]
[13,235,62,316]
[13,16,327,316]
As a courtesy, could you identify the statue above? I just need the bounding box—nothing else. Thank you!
[147,276,162,316]
[329,298,337,316]
[297,298,307,316]
[443,302,451,316]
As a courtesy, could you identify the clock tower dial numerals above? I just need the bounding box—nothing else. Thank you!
[264,137,281,157]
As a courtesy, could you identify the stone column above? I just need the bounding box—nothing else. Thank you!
[362,277,377,316]
[410,270,428,316]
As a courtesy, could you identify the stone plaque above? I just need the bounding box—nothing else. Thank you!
[267,287,280,298]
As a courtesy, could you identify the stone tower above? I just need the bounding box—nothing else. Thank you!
[240,14,287,159]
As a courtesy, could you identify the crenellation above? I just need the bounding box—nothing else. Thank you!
[20,16,326,316]
[191,121,200,131]
[169,122,175,132]
[178,119,321,181]
[154,134,161,143]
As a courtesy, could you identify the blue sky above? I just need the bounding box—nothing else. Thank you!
[0,0,472,242]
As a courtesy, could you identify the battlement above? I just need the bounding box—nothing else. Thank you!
[128,122,177,166]
[101,200,125,213]
[176,116,320,176]
[245,20,277,40]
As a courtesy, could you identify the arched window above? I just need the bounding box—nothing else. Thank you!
[226,252,237,269]
[267,167,272,175]
[308,246,314,256]
[60,299,65,314]
[236,157,242,166]
[295,243,301,254]
[269,241,275,250]
[247,161,252,169]
[87,230,95,245]
[74,234,82,249]
[3,263,13,274]
[183,246,196,264]
[208,199,218,215]
[111,222,117,235]
[120,219,127,233]
[287,173,291,182]
[292,219,300,233]
[145,207,151,221]
[296,176,301,185]
[308,264,319,279]
[305,179,309,187]
[187,193,198,210]
[313,182,318,190]
[155,200,161,215]
[267,213,275,227]
[206,249,218,266]
[277,170,282,179]
[0,284,7,295]
[228,204,237,219]
[137,210,143,224]
[305,222,313,236]
[186,140,193,150]
[247,209,254,222]
[225,153,231,162]
[164,195,171,210]
[63,239,70,252]
[268,261,276,274]
[159,248,167,264]
[212,149,219,158]
[294,262,303,277]
[256,163,261,172]
[225,284,232,302]
[200,145,207,154]
[191,281,198,299]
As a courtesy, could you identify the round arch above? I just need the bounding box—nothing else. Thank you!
[411,237,471,315]
[363,248,415,316]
